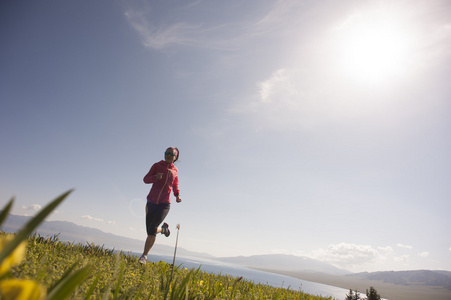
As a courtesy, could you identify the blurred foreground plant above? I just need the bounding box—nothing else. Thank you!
[0,190,91,300]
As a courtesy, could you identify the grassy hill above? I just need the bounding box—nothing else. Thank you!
[2,232,333,299]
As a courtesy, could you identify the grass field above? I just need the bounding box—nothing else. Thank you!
[1,232,336,299]
[0,191,336,299]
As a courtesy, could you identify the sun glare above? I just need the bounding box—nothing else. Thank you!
[335,10,413,85]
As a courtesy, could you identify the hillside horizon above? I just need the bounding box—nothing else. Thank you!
[2,213,449,274]
[3,213,451,300]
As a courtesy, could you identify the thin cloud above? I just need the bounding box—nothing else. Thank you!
[378,246,394,253]
[257,68,298,103]
[19,204,61,217]
[183,0,203,9]
[80,215,116,225]
[414,4,451,66]
[397,243,413,250]
[81,215,104,222]
[312,243,381,269]
[254,0,297,26]
[394,254,409,263]
[21,204,42,211]
[124,2,287,52]
[270,248,289,254]
[124,7,240,51]
[236,67,333,130]
[125,9,198,50]
[251,0,308,37]
[418,252,430,258]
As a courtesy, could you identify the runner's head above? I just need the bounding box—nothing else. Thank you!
[164,147,179,163]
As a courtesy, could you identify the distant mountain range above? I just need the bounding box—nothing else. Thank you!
[1,214,351,275]
[350,270,451,289]
[218,254,351,275]
[0,214,203,258]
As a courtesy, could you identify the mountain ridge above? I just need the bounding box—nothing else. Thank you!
[1,214,352,275]
[350,270,451,289]
[218,253,352,275]
[0,213,203,258]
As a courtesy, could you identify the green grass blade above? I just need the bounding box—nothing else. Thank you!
[0,190,72,265]
[0,198,14,227]
[113,256,125,299]
[170,268,196,300]
[47,264,92,300]
[84,273,101,300]
[48,261,79,292]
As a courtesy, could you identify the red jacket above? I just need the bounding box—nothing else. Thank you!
[143,160,179,204]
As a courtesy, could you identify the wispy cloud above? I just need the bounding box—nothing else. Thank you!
[124,9,197,50]
[378,246,394,253]
[254,0,297,26]
[418,252,429,258]
[415,5,451,66]
[80,215,116,225]
[81,215,116,225]
[397,243,413,250]
[124,7,241,51]
[257,69,298,103]
[309,243,427,272]
[124,1,297,52]
[270,248,289,254]
[81,215,104,222]
[21,204,42,211]
[394,254,409,263]
[251,0,309,38]
[312,243,381,269]
[19,204,62,216]
[233,67,333,130]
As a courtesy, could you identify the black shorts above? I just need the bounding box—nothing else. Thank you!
[146,202,170,236]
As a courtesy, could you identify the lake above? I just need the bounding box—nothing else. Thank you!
[142,253,351,299]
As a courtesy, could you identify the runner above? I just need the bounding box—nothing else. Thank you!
[139,147,182,265]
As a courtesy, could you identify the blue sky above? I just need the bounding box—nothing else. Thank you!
[1,0,450,273]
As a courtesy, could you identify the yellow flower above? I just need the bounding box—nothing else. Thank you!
[0,235,26,276]
[0,279,46,300]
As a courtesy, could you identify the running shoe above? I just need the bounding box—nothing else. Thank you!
[139,254,147,265]
[161,223,170,237]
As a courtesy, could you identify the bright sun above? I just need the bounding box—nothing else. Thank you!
[335,10,413,85]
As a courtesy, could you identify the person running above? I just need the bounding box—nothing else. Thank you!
[139,147,182,265]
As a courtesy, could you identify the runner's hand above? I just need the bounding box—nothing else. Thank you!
[176,196,182,203]
[156,173,163,180]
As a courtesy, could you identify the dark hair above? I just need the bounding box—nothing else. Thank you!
[174,147,180,162]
